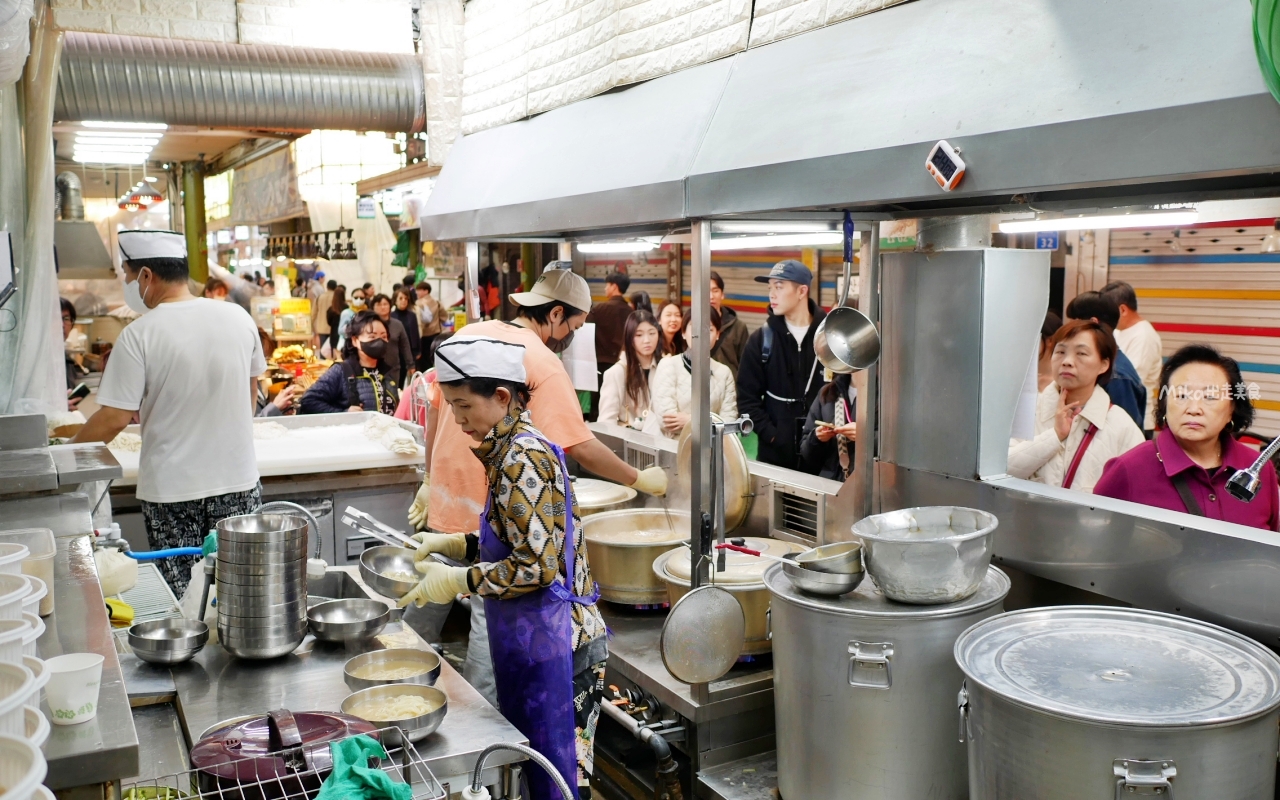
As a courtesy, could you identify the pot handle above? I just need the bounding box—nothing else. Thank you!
[847,640,893,690]
[765,608,771,641]
[1113,759,1175,799]
[957,682,970,743]
[267,708,312,773]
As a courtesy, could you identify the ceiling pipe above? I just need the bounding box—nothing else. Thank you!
[54,31,426,133]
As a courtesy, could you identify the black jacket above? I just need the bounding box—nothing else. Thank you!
[299,358,399,414]
[736,300,826,471]
[800,381,856,480]
[382,316,415,386]
[391,308,421,361]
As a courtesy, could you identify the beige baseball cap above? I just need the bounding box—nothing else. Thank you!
[508,267,593,314]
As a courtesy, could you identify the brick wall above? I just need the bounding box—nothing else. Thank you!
[749,0,909,47]
[52,0,237,42]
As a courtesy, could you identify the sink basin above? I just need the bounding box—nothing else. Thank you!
[308,571,376,602]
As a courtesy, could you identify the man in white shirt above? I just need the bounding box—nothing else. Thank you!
[1102,280,1163,433]
[74,230,266,593]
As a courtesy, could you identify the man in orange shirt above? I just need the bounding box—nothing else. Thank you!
[407,266,667,702]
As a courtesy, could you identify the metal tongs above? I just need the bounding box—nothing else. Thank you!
[341,506,468,568]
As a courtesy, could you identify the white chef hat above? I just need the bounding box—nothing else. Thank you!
[118,230,186,262]
[435,336,527,384]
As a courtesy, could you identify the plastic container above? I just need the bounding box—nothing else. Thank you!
[94,548,138,598]
[45,653,102,726]
[18,577,44,618]
[0,663,33,737]
[0,576,31,622]
[0,735,47,800]
[0,530,55,616]
[23,657,48,711]
[0,544,30,576]
[23,706,48,749]
[33,785,54,800]
[20,614,43,659]
[0,620,30,666]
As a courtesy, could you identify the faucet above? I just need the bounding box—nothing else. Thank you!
[1226,436,1280,502]
[460,742,574,800]
[253,500,324,559]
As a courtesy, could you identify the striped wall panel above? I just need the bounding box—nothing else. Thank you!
[583,249,674,306]
[1109,225,1280,436]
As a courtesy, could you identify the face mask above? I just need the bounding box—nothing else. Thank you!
[359,338,388,359]
[123,276,150,315]
[545,328,574,354]
[351,298,366,309]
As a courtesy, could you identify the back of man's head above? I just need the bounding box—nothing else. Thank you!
[326,279,337,290]
[1065,291,1119,329]
[605,271,630,294]
[1100,281,1138,313]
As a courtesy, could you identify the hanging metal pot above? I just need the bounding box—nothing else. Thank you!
[813,212,881,374]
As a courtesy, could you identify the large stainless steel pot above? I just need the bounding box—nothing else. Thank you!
[583,509,689,604]
[955,606,1280,799]
[217,513,310,659]
[767,562,1009,800]
[655,539,801,655]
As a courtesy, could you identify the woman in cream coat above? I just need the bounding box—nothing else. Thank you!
[599,310,660,431]
[652,307,737,437]
[1008,319,1144,493]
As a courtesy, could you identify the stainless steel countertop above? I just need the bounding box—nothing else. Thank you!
[166,569,527,792]
[600,605,775,724]
[0,494,142,791]
[0,448,58,495]
[696,750,777,800]
[50,443,122,486]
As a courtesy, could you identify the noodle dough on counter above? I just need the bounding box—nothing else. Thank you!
[109,432,142,452]
[363,415,418,455]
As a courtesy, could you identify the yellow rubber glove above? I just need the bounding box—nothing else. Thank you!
[398,561,470,608]
[410,531,468,562]
[407,477,430,531]
[630,465,669,497]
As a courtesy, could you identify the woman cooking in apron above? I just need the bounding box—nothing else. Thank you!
[400,336,607,800]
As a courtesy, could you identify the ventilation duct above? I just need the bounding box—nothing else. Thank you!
[55,32,426,133]
[54,172,83,221]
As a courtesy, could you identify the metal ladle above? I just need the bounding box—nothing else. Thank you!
[813,212,882,374]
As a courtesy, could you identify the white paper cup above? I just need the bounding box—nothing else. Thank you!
[45,654,102,726]
[0,735,45,800]
[0,576,31,622]
[19,577,45,618]
[0,619,30,666]
[22,657,48,711]
[23,706,48,749]
[20,614,43,659]
[0,663,33,738]
[0,545,29,577]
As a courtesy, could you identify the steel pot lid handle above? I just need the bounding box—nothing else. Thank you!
[267,708,312,773]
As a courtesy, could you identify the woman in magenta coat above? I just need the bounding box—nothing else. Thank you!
[1094,344,1279,531]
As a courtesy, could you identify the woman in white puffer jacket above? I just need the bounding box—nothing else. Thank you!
[651,307,737,437]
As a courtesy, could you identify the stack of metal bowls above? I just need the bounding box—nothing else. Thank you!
[216,513,309,659]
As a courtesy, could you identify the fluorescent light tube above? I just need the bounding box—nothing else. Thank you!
[72,152,150,164]
[712,220,837,234]
[998,212,1198,234]
[81,121,168,130]
[577,241,657,253]
[710,232,845,250]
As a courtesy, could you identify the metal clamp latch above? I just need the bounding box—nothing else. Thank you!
[957,682,970,743]
[1114,759,1175,798]
[847,641,893,690]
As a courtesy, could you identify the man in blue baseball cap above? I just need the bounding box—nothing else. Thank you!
[736,259,827,470]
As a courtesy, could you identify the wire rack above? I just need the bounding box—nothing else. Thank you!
[120,727,446,800]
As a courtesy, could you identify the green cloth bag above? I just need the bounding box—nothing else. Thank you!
[1255,0,1280,105]
[740,431,759,460]
[315,734,412,800]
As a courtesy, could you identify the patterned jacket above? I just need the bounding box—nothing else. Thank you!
[468,410,606,653]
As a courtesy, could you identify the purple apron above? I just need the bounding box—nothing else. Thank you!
[480,434,598,800]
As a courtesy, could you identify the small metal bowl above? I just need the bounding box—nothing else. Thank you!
[782,557,864,597]
[343,648,441,692]
[341,683,447,743]
[359,546,420,600]
[308,599,391,643]
[128,618,209,664]
[795,542,864,575]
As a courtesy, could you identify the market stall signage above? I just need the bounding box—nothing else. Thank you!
[357,195,377,219]
[1035,232,1059,250]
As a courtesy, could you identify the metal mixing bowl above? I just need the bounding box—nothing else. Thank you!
[359,546,420,599]
[307,599,390,643]
[344,648,441,692]
[128,618,209,664]
[781,557,864,596]
[794,542,863,574]
[341,684,448,744]
[852,506,997,605]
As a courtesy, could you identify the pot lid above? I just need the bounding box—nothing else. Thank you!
[191,709,376,781]
[954,607,1280,728]
[664,537,800,585]
[583,509,689,546]
[572,478,637,509]
[669,415,753,533]
[764,562,1009,618]
[661,585,745,684]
